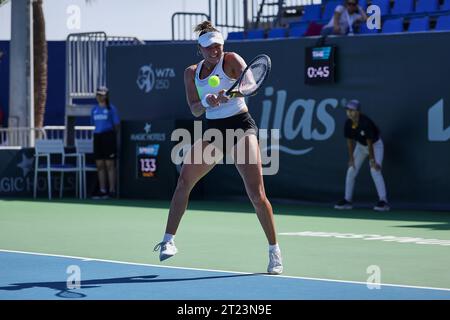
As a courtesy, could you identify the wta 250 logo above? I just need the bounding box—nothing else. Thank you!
[136,64,176,93]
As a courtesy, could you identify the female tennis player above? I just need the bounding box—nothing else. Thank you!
[154,21,283,275]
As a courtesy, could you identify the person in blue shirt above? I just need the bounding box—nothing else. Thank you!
[91,87,120,199]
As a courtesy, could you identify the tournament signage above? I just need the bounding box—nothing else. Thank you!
[0,148,78,197]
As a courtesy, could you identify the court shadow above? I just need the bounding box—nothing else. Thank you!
[395,223,450,231]
[0,273,259,299]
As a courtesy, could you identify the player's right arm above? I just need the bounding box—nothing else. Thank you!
[184,65,206,118]
[347,139,355,168]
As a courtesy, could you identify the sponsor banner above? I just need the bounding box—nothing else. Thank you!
[0,148,78,197]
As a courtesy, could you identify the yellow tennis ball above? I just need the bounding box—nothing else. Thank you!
[208,75,220,88]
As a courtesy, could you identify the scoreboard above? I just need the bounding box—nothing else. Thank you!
[304,46,336,84]
[136,144,160,179]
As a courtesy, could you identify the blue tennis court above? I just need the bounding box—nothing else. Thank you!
[1,250,449,300]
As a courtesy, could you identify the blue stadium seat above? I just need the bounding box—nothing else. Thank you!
[415,0,439,13]
[391,0,414,15]
[246,29,265,40]
[301,5,322,22]
[435,15,450,31]
[227,31,245,40]
[358,22,380,34]
[289,20,307,28]
[288,25,308,38]
[442,0,450,11]
[322,1,342,21]
[359,0,368,9]
[370,0,390,15]
[268,28,287,38]
[382,18,404,33]
[407,16,429,32]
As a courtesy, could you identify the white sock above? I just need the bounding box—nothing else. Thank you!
[269,244,280,252]
[163,233,175,243]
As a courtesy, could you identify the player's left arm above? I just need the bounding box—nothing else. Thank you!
[222,52,247,99]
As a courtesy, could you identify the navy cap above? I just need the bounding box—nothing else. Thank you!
[346,99,361,111]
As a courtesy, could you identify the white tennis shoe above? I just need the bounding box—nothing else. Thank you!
[154,241,178,261]
[267,249,283,275]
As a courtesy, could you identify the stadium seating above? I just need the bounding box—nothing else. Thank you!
[358,0,368,9]
[268,28,287,39]
[435,14,450,31]
[407,16,429,32]
[230,0,450,41]
[246,29,265,40]
[415,0,439,13]
[391,0,414,15]
[370,0,391,15]
[382,18,404,33]
[358,22,380,34]
[442,0,450,11]
[301,4,322,22]
[227,31,245,40]
[288,25,308,38]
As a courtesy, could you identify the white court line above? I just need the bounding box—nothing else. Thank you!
[1,248,450,293]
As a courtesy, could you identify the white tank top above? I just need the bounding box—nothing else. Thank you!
[195,53,247,120]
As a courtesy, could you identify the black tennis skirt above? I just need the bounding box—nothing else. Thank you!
[206,111,258,139]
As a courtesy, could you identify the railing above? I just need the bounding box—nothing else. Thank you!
[65,32,143,146]
[172,12,211,40]
[0,126,94,148]
[66,32,144,103]
[170,1,324,39]
[43,126,94,141]
[210,0,250,36]
[0,127,46,148]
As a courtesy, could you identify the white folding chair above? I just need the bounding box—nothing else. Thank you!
[33,139,83,199]
[75,139,97,199]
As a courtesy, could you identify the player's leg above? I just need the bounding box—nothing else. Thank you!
[232,134,283,274]
[156,139,220,261]
[370,139,390,211]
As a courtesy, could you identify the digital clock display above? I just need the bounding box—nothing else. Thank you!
[305,46,336,84]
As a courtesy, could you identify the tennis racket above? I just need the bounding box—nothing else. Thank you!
[225,54,271,98]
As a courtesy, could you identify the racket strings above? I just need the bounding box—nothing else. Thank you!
[239,58,269,96]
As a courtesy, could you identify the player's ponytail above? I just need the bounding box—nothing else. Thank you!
[194,21,219,36]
